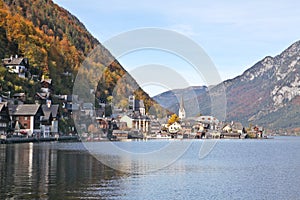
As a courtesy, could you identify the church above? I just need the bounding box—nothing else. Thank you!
[178,96,186,120]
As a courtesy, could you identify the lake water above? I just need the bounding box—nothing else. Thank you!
[1,137,300,200]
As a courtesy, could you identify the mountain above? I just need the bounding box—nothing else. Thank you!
[223,41,300,131]
[155,41,300,132]
[0,0,160,115]
[153,86,208,115]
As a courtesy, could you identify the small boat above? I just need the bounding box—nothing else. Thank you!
[264,135,274,139]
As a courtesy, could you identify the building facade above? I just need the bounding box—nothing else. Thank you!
[2,55,29,78]
[0,102,10,135]
[120,114,150,133]
[12,104,43,136]
[128,95,146,115]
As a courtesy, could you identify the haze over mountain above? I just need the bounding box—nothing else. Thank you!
[154,40,300,132]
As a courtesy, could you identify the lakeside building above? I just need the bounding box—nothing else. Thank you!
[2,55,29,78]
[118,95,150,135]
[11,104,43,136]
[0,102,9,135]
[1,101,60,138]
[120,114,150,134]
[128,95,146,115]
[149,118,161,134]
[168,121,181,134]
[40,101,59,137]
[197,116,219,130]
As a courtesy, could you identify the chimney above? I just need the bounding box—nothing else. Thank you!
[46,100,51,108]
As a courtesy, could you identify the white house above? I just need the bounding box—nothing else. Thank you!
[168,122,182,134]
[2,55,29,78]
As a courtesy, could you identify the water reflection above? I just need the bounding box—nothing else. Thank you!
[0,143,125,200]
[1,138,300,200]
[84,140,194,174]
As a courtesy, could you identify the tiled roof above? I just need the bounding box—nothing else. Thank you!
[127,113,150,120]
[41,79,52,84]
[13,93,25,97]
[0,104,3,111]
[0,102,7,111]
[13,104,40,116]
[3,57,25,65]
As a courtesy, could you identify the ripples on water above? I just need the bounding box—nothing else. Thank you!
[0,137,300,199]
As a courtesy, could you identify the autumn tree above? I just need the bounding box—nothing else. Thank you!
[168,114,180,125]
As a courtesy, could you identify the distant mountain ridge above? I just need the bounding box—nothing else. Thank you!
[154,41,300,132]
[153,86,207,109]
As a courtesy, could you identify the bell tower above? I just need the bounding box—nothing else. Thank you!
[178,96,186,119]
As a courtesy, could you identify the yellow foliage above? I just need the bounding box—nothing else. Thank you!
[168,114,180,125]
[14,85,22,91]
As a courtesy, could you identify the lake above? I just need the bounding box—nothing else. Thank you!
[1,137,300,199]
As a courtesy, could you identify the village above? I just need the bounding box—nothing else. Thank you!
[0,55,266,143]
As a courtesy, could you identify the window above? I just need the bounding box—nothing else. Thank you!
[0,123,6,127]
[24,117,28,120]
[24,123,28,128]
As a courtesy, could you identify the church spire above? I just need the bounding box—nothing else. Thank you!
[178,96,186,119]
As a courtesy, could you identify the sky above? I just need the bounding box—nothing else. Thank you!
[54,0,300,96]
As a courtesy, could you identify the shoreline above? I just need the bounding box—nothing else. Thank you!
[0,135,80,144]
[0,135,283,144]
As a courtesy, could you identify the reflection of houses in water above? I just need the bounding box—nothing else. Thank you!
[0,143,122,198]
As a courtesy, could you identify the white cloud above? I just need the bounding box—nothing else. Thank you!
[167,24,197,37]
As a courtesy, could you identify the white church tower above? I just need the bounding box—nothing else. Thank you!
[178,96,186,120]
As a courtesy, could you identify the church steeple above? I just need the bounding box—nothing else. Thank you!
[178,96,186,119]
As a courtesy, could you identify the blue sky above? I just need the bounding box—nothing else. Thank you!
[54,0,300,96]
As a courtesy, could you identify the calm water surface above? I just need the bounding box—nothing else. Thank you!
[1,137,300,200]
